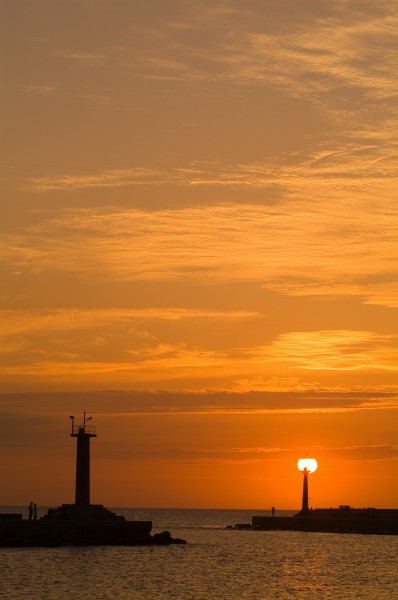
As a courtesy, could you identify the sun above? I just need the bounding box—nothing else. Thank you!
[297,458,318,473]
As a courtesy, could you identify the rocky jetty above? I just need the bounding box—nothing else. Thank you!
[230,507,398,536]
[0,504,186,547]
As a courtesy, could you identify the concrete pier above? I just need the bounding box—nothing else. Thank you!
[235,508,398,535]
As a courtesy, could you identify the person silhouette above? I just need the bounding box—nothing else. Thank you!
[272,506,275,517]
[28,502,34,520]
[33,503,38,520]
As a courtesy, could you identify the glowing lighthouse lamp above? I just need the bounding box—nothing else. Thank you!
[297,458,318,515]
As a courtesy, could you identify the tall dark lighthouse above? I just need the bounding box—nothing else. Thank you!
[297,457,318,515]
[70,413,96,506]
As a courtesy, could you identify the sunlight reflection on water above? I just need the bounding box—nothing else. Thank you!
[1,509,397,600]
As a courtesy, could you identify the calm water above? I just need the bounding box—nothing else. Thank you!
[1,508,397,599]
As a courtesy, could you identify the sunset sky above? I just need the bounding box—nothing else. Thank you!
[1,0,397,509]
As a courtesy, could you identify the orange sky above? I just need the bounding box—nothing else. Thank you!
[1,0,397,509]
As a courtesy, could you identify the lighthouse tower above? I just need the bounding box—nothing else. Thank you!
[39,413,151,530]
[297,458,318,515]
[70,413,96,506]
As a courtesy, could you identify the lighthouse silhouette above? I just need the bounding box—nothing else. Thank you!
[70,413,97,506]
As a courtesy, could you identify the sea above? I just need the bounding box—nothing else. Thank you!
[0,507,397,600]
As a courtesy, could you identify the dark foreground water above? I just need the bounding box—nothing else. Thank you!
[1,508,397,599]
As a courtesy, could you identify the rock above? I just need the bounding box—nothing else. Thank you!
[151,531,187,545]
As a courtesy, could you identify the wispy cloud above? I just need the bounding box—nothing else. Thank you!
[241,330,398,372]
[20,84,59,95]
[0,304,396,392]
[24,137,397,193]
[0,307,257,339]
[49,49,108,68]
[3,202,396,307]
[28,167,173,191]
[0,389,397,416]
[240,13,397,100]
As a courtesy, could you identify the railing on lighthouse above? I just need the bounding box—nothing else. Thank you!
[69,413,97,506]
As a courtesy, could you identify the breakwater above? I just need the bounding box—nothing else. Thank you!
[0,504,186,547]
[231,508,398,535]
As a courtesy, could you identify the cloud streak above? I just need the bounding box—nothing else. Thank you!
[3,201,397,307]
[1,304,396,392]
[1,389,397,416]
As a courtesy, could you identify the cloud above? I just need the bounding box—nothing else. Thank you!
[24,138,397,193]
[28,168,172,192]
[21,0,394,126]
[0,389,397,417]
[182,443,398,465]
[94,444,398,465]
[0,307,257,337]
[20,84,59,95]
[241,14,396,100]
[131,1,396,113]
[49,50,107,67]
[3,201,397,307]
[0,316,397,393]
[241,330,398,372]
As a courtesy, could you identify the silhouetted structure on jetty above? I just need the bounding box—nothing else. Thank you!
[0,414,186,547]
[70,412,96,506]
